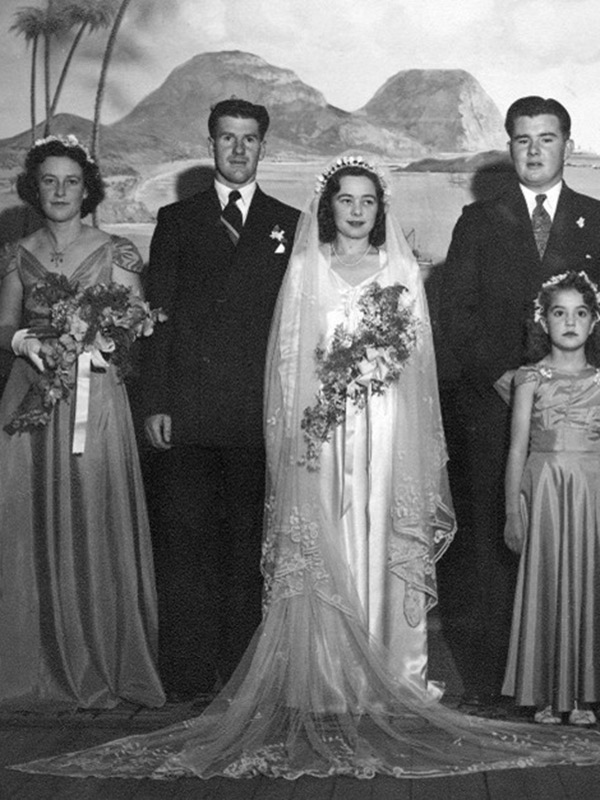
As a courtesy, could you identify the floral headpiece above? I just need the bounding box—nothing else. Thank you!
[314,155,390,201]
[533,270,600,323]
[32,134,94,164]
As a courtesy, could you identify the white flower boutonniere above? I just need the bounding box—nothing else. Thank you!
[577,217,585,228]
[270,225,287,254]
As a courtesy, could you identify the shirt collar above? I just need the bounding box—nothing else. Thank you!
[520,181,563,221]
[214,180,257,223]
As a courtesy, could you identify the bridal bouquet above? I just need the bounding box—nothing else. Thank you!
[5,272,167,434]
[300,282,418,470]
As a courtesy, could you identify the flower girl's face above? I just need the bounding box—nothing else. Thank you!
[331,175,378,242]
[543,288,595,351]
[37,156,87,223]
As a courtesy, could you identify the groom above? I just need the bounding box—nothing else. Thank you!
[142,98,300,702]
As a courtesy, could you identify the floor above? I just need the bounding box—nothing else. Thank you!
[2,618,600,799]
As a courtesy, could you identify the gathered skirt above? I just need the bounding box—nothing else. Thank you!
[0,357,164,709]
[503,450,600,711]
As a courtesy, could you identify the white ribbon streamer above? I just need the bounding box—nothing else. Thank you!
[72,351,92,454]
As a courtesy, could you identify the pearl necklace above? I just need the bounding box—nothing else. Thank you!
[44,228,83,265]
[331,242,372,268]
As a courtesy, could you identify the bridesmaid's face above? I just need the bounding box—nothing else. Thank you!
[331,175,378,242]
[37,156,87,222]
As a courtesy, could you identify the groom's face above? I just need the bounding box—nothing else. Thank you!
[209,115,266,188]
[509,113,572,193]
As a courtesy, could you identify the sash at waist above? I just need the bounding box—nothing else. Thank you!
[530,428,600,453]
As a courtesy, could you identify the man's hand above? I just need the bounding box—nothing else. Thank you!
[145,414,173,450]
[504,511,525,554]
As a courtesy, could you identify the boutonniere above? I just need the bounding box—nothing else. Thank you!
[270,225,287,253]
[576,217,585,228]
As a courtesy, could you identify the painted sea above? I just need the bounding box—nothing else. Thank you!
[2,159,600,266]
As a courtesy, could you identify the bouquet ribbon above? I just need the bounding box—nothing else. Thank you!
[72,348,110,453]
[72,352,92,453]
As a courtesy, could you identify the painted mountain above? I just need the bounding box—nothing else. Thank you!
[0,52,506,166]
[361,68,507,152]
[107,51,429,161]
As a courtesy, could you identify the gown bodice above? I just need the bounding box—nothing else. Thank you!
[322,260,388,340]
[7,236,143,319]
[517,364,600,452]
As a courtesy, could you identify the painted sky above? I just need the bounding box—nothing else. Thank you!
[1,0,600,151]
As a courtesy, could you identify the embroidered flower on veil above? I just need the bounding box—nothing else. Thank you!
[300,282,419,470]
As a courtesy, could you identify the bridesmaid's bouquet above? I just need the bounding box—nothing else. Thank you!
[300,282,419,470]
[5,272,167,434]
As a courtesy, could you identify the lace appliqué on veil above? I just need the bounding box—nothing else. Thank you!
[262,498,327,601]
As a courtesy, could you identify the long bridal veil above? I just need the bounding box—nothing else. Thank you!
[12,158,600,780]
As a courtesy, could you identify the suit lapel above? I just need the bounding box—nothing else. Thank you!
[211,188,274,304]
[486,183,540,266]
[235,187,271,257]
[542,184,574,273]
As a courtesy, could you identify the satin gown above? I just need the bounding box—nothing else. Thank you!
[0,237,164,709]
[503,364,600,711]
[13,251,600,781]
[318,259,439,696]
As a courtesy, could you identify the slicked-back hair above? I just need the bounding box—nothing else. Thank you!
[208,99,270,140]
[317,166,386,247]
[505,96,571,139]
[17,140,104,218]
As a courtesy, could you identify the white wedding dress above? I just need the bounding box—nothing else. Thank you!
[12,160,600,781]
[317,255,445,697]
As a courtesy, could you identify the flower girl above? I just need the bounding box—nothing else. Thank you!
[503,270,600,726]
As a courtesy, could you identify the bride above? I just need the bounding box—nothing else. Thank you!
[14,155,600,780]
[263,155,454,698]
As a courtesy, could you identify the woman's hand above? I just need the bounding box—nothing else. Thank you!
[11,328,44,371]
[504,511,525,554]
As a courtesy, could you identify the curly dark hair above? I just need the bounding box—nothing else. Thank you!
[16,138,105,218]
[317,166,386,247]
[525,270,600,365]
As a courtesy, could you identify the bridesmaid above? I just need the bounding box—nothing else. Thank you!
[0,135,164,709]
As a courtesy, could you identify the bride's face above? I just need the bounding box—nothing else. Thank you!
[331,175,378,242]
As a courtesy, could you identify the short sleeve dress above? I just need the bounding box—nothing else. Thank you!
[502,364,600,712]
[0,236,165,709]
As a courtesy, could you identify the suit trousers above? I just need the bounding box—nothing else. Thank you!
[438,382,519,699]
[147,444,266,695]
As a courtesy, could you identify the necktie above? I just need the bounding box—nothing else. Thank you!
[532,194,552,259]
[221,190,243,245]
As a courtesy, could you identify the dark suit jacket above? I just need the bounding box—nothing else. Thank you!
[440,180,600,390]
[141,185,300,447]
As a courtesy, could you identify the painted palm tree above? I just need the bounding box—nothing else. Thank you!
[41,1,72,135]
[10,6,47,144]
[91,0,133,162]
[48,0,116,124]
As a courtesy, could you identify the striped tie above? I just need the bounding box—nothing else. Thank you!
[221,190,242,245]
[532,194,551,259]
